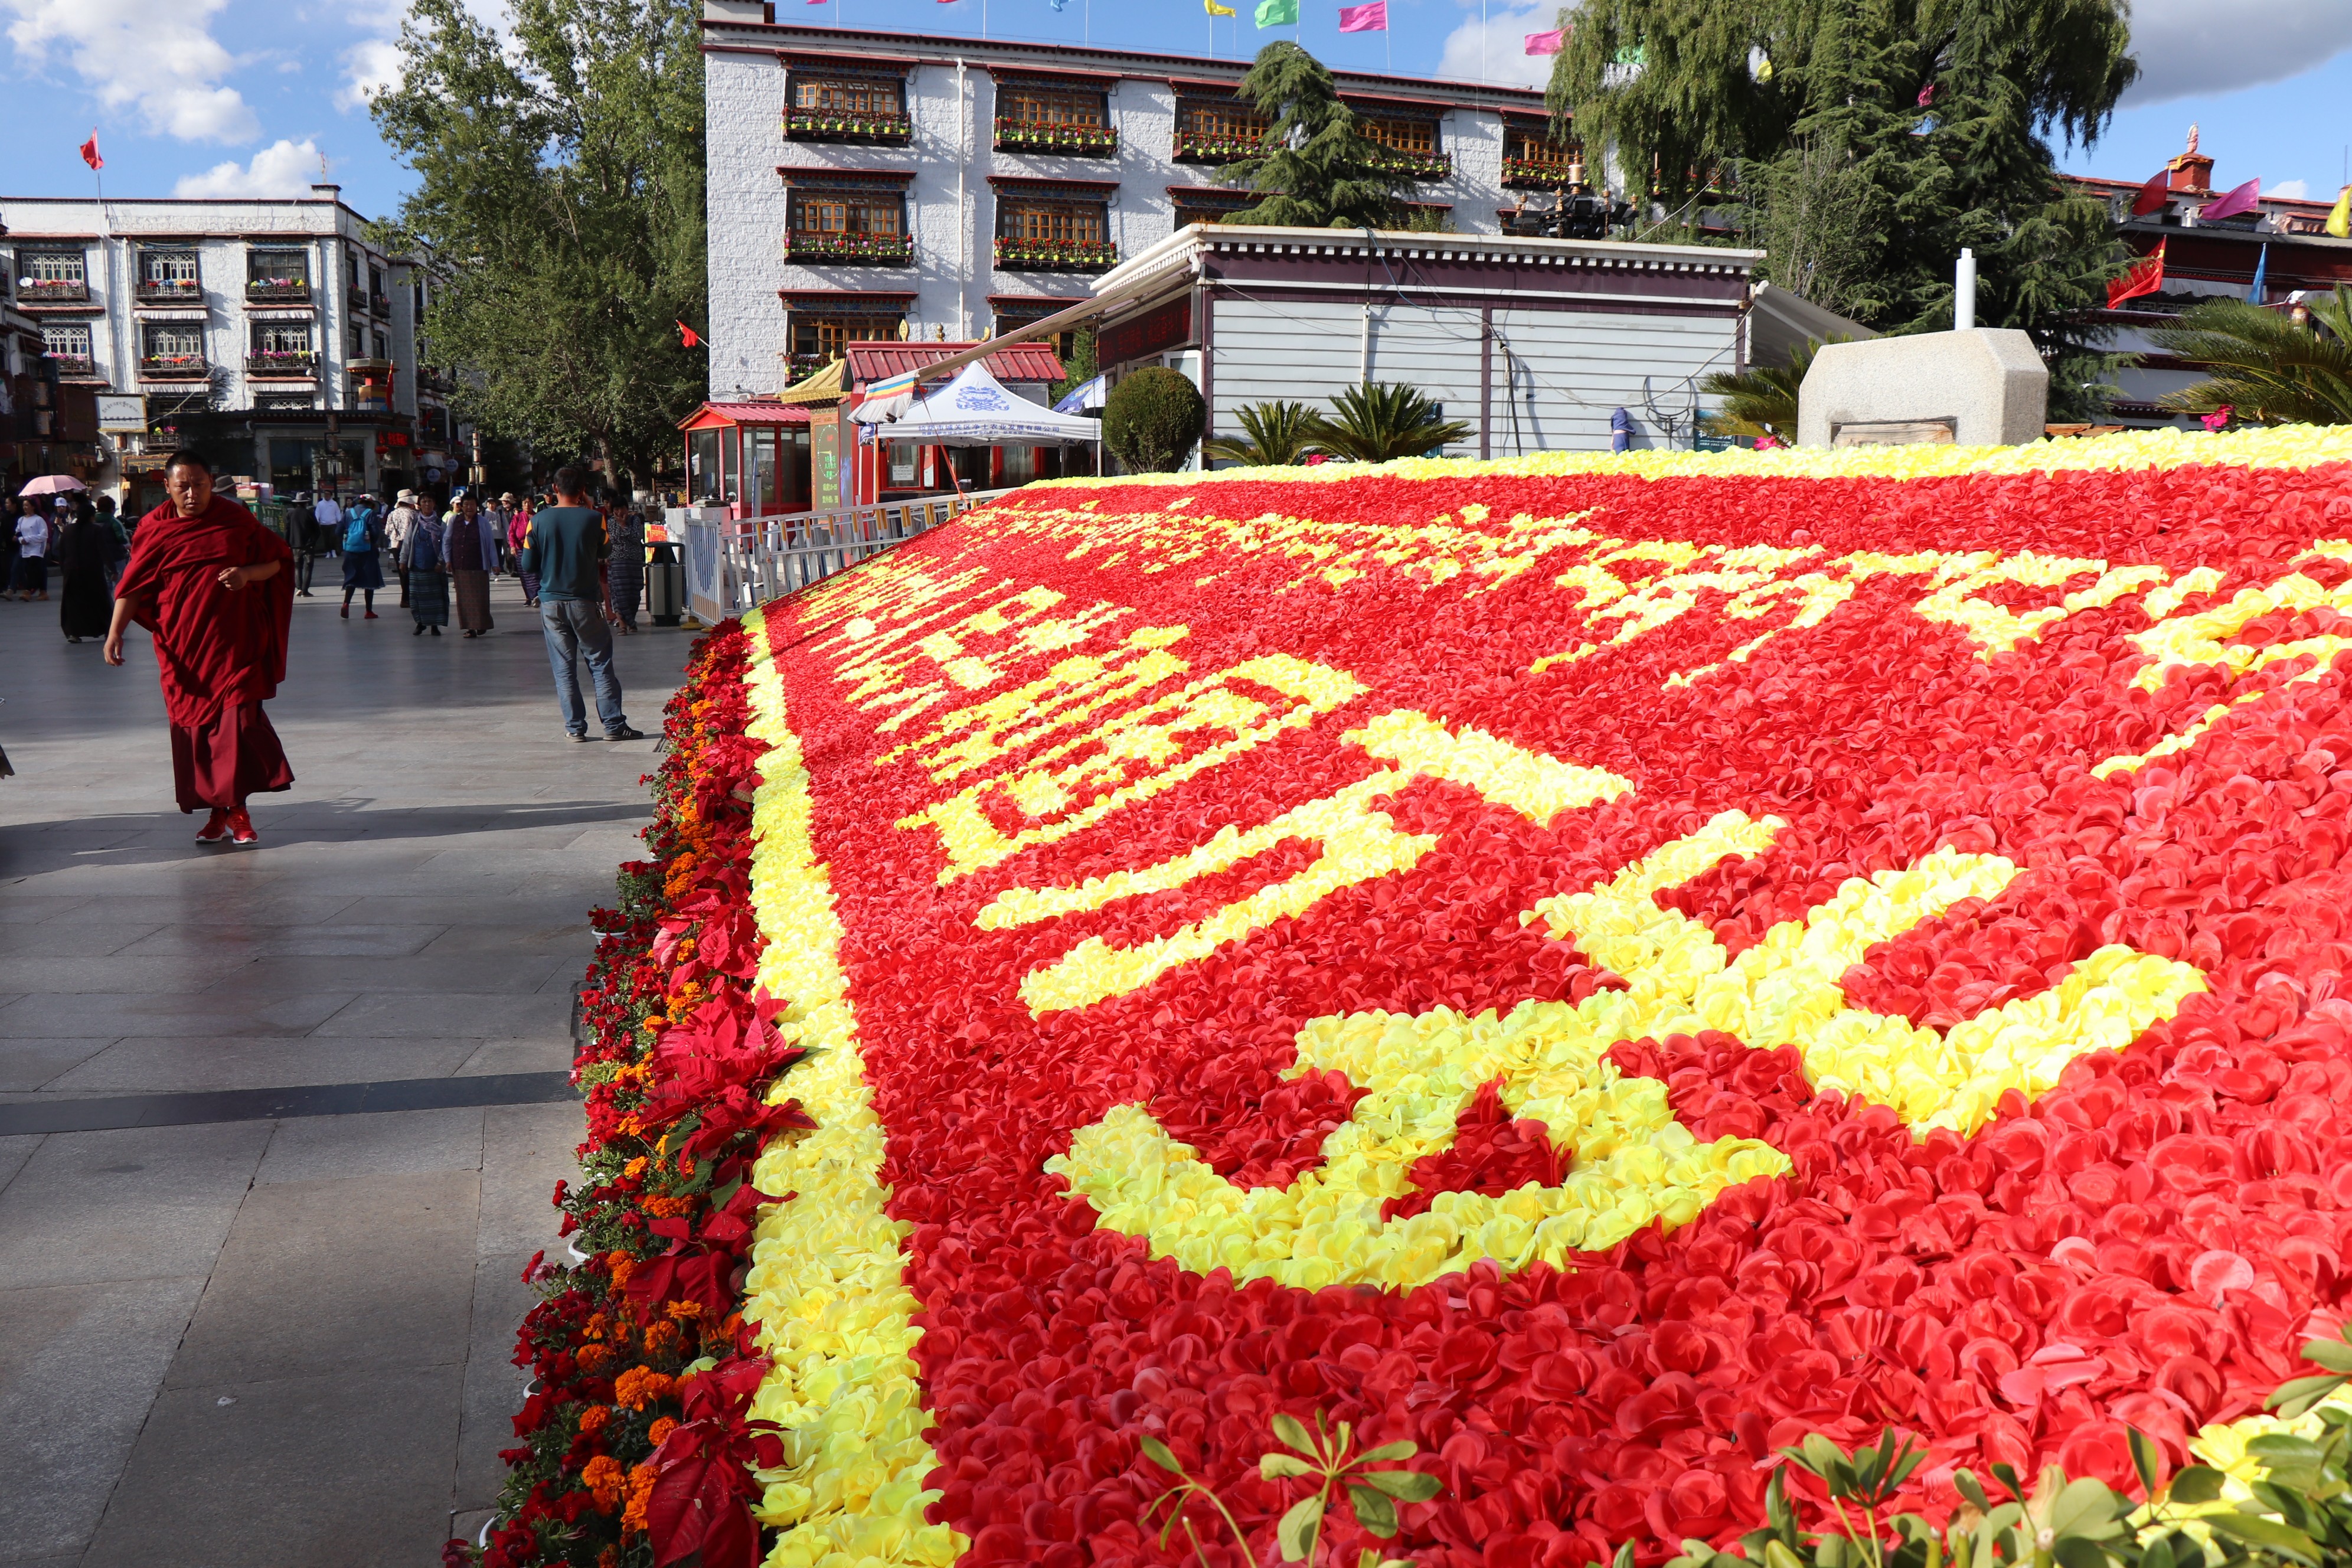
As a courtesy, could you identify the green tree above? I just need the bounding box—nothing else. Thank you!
[1546,0,2135,411]
[1217,43,1420,229]
[1310,383,1472,463]
[1205,400,1324,467]
[1103,368,1206,473]
[2152,288,2352,426]
[1051,327,1099,405]
[370,0,707,492]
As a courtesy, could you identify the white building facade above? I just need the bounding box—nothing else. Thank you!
[701,1,1573,400]
[0,185,460,506]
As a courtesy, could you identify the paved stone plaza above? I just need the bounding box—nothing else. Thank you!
[0,571,690,1566]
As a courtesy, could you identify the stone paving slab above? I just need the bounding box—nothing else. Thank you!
[0,573,686,1563]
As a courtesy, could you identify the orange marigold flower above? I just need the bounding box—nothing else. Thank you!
[677,1150,697,1175]
[622,1461,659,1535]
[647,1416,678,1447]
[613,1365,677,1410]
[645,1319,682,1356]
[580,1453,626,1513]
[579,1404,612,1434]
[622,1156,649,1181]
[641,1194,694,1218]
[597,1549,619,1568]
[576,1344,615,1376]
[665,1299,705,1322]
[605,1252,637,1290]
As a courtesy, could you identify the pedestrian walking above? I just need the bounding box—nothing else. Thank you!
[386,489,419,607]
[445,491,498,638]
[340,492,386,619]
[509,493,539,606]
[313,489,344,561]
[57,496,120,643]
[520,466,642,742]
[13,497,51,601]
[102,450,295,845]
[606,501,645,633]
[96,494,130,593]
[401,501,449,636]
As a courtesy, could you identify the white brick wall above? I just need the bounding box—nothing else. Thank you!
[705,21,1549,399]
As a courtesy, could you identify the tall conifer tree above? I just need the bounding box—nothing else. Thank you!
[1546,0,2135,411]
[1218,42,1422,229]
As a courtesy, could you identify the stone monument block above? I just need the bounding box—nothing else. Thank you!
[1796,328,2048,448]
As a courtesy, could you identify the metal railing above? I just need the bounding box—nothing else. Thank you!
[677,488,1014,619]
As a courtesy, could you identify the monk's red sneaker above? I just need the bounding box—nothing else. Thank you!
[227,809,257,846]
[195,809,230,844]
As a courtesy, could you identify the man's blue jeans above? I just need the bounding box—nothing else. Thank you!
[540,599,628,736]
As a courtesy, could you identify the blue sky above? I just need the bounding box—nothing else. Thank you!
[1,0,2348,224]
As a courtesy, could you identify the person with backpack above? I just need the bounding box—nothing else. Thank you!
[339,492,386,619]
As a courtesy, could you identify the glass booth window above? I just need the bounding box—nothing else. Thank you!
[688,429,722,501]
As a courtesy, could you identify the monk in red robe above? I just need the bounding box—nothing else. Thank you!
[104,450,296,845]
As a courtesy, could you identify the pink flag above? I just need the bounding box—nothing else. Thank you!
[1524,28,1564,54]
[1338,0,1386,31]
[2203,177,2262,222]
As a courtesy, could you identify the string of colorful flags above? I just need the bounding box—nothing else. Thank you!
[793,0,1577,64]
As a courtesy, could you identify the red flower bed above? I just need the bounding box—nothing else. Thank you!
[472,623,799,1568]
[488,437,2352,1568]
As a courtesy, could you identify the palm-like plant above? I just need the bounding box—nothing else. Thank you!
[2151,286,2352,426]
[1308,382,1472,463]
[1204,400,1324,467]
[1699,338,1832,442]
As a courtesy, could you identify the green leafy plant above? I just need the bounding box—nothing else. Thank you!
[1141,1413,1441,1567]
[1309,382,1472,463]
[2151,286,2352,427]
[1206,399,1324,466]
[1700,337,1838,441]
[1103,366,1207,473]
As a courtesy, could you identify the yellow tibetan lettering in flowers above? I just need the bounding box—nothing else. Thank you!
[1050,801,2208,1292]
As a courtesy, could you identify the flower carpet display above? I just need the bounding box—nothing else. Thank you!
[488,426,2352,1568]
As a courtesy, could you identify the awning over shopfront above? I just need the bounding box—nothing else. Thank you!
[859,361,1103,446]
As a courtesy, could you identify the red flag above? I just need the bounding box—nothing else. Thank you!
[2106,239,2165,309]
[677,320,701,348]
[79,134,102,171]
[2130,169,2170,217]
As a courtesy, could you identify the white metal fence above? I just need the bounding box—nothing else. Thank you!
[671,488,1013,623]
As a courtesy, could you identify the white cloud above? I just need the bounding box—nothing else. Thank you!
[337,34,402,109]
[172,137,325,198]
[1436,1,1560,89]
[2124,0,2352,104]
[1,0,260,142]
[2270,178,2312,200]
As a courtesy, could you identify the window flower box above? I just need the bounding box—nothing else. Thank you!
[992,122,1119,157]
[1501,156,1581,190]
[786,231,914,266]
[137,277,204,300]
[245,279,311,302]
[993,237,1120,273]
[246,351,319,377]
[138,355,210,379]
[784,110,914,145]
[1172,128,1268,164]
[1370,149,1452,181]
[20,278,89,302]
[45,352,96,377]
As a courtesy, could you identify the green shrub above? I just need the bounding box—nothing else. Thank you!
[1206,400,1324,467]
[1310,382,1472,463]
[1104,367,1206,473]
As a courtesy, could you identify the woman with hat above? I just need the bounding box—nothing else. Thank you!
[385,489,420,607]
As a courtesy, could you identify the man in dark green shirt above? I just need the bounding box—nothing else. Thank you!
[520,468,644,741]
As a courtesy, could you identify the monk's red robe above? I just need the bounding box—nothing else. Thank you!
[115,496,297,812]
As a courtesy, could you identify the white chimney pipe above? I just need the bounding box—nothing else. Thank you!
[1955,247,1977,331]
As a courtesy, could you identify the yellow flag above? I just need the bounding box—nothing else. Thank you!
[1206,0,1236,13]
[2330,185,2351,239]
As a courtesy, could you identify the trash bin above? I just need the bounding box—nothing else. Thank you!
[646,541,684,628]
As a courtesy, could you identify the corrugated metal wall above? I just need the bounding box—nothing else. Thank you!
[1210,296,1739,456]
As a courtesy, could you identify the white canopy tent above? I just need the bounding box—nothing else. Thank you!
[858,361,1106,446]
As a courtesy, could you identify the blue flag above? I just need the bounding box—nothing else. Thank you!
[2248,243,2268,303]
